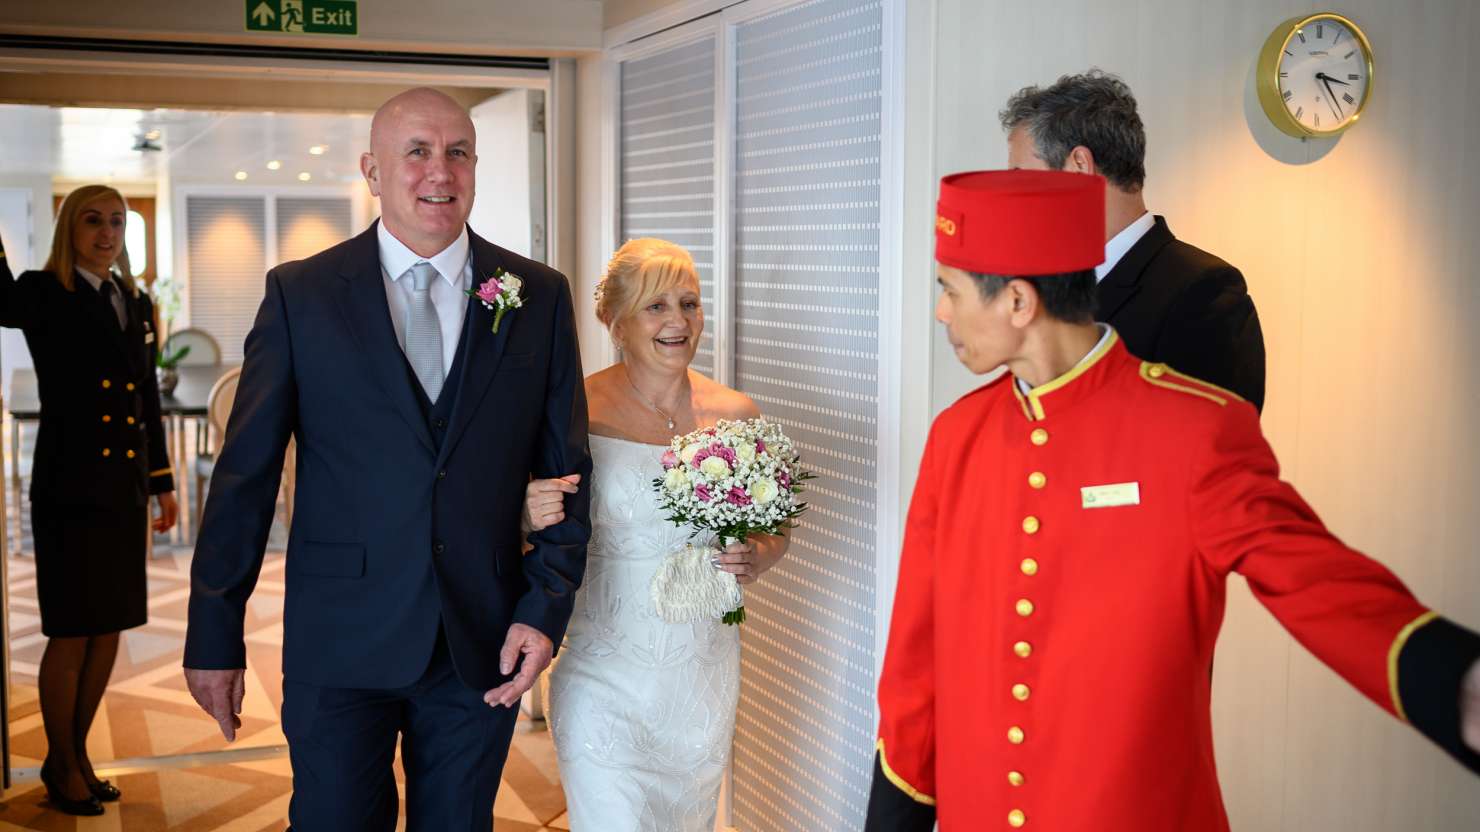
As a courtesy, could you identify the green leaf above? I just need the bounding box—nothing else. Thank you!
[156,342,191,369]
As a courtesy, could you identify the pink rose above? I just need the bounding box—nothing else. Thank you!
[711,443,737,465]
[756,439,767,454]
[475,276,504,304]
[661,449,679,469]
[691,447,712,469]
[695,484,713,502]
[725,487,752,506]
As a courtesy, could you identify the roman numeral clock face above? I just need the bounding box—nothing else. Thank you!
[1259,13,1375,137]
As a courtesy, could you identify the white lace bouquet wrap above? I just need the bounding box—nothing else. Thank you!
[649,418,810,625]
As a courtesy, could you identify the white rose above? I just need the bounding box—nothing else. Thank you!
[700,455,731,478]
[664,466,689,492]
[749,478,779,505]
[680,443,704,465]
[736,443,757,465]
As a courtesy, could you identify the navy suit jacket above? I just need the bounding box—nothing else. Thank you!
[184,223,592,691]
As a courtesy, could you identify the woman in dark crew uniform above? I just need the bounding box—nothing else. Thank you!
[0,185,178,816]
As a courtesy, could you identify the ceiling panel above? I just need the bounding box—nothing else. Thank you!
[0,104,373,185]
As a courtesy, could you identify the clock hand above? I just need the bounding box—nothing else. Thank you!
[1320,76,1344,121]
[1316,72,1352,87]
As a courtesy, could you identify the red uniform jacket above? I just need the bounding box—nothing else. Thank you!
[867,332,1479,831]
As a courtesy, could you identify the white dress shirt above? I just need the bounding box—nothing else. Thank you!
[378,222,472,373]
[76,266,128,328]
[1095,211,1155,283]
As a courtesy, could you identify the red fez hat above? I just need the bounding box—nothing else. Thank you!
[935,169,1105,276]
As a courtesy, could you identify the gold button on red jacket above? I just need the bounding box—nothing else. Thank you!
[867,332,1480,832]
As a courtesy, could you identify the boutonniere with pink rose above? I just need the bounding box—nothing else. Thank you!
[466,268,524,333]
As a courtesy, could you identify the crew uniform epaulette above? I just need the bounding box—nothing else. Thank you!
[1136,361,1244,408]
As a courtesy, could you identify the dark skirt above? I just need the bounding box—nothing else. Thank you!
[32,499,148,638]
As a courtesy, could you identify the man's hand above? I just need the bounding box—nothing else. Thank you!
[1463,658,1480,754]
[185,668,246,741]
[153,492,180,533]
[483,623,554,709]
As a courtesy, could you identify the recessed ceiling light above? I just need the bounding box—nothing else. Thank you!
[267,160,282,170]
[298,172,312,182]
[144,129,161,141]
[234,171,248,181]
[308,145,327,155]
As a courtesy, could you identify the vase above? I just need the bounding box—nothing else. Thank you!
[157,366,179,397]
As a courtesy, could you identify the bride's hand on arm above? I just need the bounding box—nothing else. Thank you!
[522,474,581,533]
[713,532,790,585]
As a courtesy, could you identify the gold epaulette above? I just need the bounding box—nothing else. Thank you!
[1137,362,1242,407]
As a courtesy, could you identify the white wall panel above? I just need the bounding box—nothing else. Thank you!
[729,2,884,830]
[618,37,720,377]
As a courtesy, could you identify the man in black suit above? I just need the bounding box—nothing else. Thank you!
[1001,71,1266,410]
[183,88,592,830]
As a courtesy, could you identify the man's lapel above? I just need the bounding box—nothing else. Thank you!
[333,221,437,455]
[438,230,517,464]
[1097,215,1175,323]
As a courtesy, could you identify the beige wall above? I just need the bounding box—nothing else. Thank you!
[602,0,693,28]
[932,0,1480,828]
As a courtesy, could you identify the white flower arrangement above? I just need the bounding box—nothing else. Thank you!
[649,418,811,625]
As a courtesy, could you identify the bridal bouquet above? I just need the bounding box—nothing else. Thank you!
[650,418,810,625]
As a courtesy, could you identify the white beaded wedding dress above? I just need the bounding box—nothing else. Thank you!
[548,435,740,832]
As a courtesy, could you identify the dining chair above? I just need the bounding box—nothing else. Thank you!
[163,328,222,367]
[166,328,225,464]
[194,367,241,531]
[192,367,297,535]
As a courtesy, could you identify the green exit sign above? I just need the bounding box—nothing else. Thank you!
[247,0,358,36]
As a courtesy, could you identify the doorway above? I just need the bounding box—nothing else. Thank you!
[0,46,566,827]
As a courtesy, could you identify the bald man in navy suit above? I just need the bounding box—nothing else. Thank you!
[184,88,591,831]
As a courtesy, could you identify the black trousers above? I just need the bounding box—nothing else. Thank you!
[282,631,519,831]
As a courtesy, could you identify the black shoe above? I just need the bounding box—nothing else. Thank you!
[87,779,121,802]
[39,763,105,816]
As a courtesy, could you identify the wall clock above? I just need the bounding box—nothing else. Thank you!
[1257,12,1374,137]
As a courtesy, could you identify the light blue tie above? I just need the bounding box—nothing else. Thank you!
[404,262,444,403]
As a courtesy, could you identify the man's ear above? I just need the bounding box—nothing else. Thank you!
[1063,145,1096,176]
[360,152,381,196]
[1007,278,1041,328]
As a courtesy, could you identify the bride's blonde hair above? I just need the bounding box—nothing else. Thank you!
[594,238,699,328]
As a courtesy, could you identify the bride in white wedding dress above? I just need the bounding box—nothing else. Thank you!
[526,239,789,832]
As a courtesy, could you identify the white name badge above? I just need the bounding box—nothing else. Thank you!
[144,331,155,344]
[1081,482,1140,509]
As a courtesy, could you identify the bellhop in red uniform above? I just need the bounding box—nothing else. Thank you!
[865,170,1480,831]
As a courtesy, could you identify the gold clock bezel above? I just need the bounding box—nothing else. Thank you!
[1257,12,1375,138]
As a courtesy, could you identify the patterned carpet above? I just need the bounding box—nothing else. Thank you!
[0,417,572,830]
